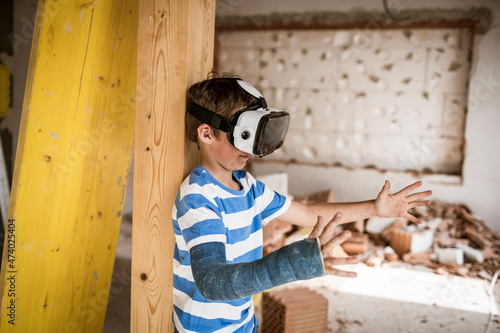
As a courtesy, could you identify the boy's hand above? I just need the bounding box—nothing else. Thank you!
[308,213,359,277]
[374,180,432,224]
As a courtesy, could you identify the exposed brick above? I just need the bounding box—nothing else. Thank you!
[262,288,328,333]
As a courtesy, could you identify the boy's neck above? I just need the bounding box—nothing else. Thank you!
[200,161,241,191]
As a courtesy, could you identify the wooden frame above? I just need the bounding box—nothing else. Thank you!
[0,0,138,330]
[131,0,215,331]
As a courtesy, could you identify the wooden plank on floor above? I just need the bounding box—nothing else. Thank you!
[131,0,215,331]
[0,0,138,331]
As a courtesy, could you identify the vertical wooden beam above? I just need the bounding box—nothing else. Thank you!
[132,0,215,331]
[0,0,138,331]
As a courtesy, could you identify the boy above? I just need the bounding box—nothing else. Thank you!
[172,75,432,332]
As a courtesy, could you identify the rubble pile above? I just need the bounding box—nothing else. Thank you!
[263,219,294,256]
[262,190,335,256]
[360,201,500,279]
[262,189,500,280]
[416,201,499,277]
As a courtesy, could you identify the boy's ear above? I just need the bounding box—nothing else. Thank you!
[197,124,213,145]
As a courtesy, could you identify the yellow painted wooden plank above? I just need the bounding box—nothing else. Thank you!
[131,0,215,331]
[0,0,138,331]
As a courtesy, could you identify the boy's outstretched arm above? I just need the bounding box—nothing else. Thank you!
[279,180,432,228]
[190,214,357,301]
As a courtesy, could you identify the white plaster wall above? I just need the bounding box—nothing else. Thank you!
[218,0,500,232]
[218,28,470,174]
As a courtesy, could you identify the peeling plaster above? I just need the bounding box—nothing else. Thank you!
[217,26,472,176]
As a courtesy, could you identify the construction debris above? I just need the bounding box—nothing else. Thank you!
[263,219,293,256]
[381,218,405,241]
[367,201,500,279]
[389,229,412,257]
[410,229,434,254]
[297,189,336,205]
[261,288,328,333]
[402,252,431,265]
[262,189,500,280]
[257,173,290,198]
[365,250,385,267]
[384,246,399,262]
[456,242,484,263]
[341,232,370,255]
[366,216,397,234]
[437,248,464,265]
[262,189,335,256]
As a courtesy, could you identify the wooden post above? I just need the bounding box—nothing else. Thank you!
[0,0,138,331]
[132,0,215,331]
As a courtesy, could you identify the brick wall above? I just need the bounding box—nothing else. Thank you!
[217,27,471,175]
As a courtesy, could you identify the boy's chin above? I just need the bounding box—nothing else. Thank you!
[233,156,250,170]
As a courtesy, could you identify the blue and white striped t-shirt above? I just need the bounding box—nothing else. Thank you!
[172,166,291,332]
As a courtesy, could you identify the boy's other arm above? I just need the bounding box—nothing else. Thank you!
[190,214,357,301]
[279,180,432,228]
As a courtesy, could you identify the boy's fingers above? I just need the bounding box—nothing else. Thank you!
[397,181,423,196]
[405,190,433,201]
[322,230,351,254]
[380,180,390,195]
[324,256,359,266]
[329,212,343,224]
[325,267,357,278]
[405,213,423,224]
[324,256,359,277]
[308,216,324,239]
[319,213,342,244]
[408,200,431,209]
[378,180,391,196]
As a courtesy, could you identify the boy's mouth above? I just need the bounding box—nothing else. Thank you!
[240,153,251,160]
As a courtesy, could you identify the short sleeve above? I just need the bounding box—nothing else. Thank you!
[176,192,226,250]
[254,179,291,225]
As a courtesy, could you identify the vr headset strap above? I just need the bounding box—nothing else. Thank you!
[187,101,233,133]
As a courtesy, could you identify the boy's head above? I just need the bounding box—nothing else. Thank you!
[186,73,258,144]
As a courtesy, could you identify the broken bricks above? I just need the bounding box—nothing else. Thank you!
[365,201,499,279]
[263,219,293,256]
[262,189,337,256]
[261,288,328,333]
[341,232,370,255]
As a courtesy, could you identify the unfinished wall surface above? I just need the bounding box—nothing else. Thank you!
[217,28,471,175]
[217,0,500,233]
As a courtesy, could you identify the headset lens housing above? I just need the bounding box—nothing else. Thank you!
[254,112,290,157]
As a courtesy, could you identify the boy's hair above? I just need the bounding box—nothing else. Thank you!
[186,72,258,144]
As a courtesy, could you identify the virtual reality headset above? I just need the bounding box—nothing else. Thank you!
[187,79,290,157]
